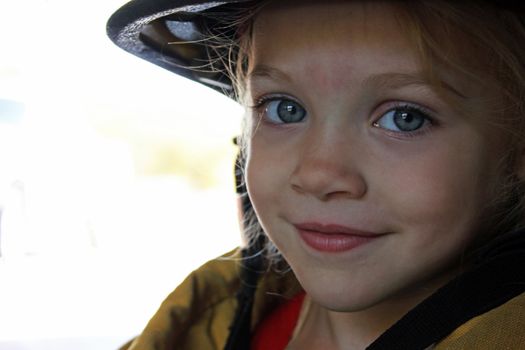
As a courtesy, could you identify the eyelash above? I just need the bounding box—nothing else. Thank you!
[372,102,436,138]
[250,94,292,112]
[247,94,305,125]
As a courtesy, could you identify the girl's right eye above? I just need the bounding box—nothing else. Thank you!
[257,98,307,124]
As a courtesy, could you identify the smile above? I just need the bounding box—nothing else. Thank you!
[294,223,384,253]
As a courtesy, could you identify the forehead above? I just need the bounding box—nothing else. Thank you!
[249,1,419,88]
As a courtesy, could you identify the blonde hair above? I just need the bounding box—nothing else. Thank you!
[204,0,525,266]
[390,1,525,242]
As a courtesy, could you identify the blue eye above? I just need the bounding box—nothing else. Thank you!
[261,98,306,124]
[374,106,430,132]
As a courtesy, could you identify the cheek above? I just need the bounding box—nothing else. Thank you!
[245,140,281,215]
[245,134,298,244]
[376,138,496,235]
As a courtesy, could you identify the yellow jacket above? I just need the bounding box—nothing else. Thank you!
[121,250,525,350]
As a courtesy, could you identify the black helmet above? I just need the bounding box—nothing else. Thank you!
[107,0,525,97]
[107,0,255,96]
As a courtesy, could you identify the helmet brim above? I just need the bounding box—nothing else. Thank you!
[106,0,253,96]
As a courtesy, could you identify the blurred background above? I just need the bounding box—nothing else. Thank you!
[0,1,243,349]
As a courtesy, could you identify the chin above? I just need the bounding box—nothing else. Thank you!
[299,276,389,312]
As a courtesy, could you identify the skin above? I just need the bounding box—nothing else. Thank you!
[244,1,512,349]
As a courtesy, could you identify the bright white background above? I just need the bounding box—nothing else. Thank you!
[0,1,243,349]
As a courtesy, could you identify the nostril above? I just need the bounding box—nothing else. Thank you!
[291,183,306,194]
[323,189,365,202]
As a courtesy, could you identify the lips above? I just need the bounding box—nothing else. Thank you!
[294,222,383,253]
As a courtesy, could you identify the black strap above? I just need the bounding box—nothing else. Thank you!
[224,229,525,350]
[224,150,265,350]
[223,246,263,350]
[368,230,525,349]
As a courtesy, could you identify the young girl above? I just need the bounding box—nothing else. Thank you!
[108,1,525,349]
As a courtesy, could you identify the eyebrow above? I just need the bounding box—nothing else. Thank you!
[248,64,293,83]
[364,72,467,100]
[247,64,466,100]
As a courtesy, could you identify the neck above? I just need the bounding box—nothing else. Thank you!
[291,272,456,350]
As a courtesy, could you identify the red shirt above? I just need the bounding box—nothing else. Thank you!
[251,292,306,350]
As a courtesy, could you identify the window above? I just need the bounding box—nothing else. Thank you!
[0,1,243,348]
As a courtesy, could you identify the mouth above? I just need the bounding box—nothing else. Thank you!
[293,222,385,253]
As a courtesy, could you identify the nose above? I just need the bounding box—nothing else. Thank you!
[290,128,367,202]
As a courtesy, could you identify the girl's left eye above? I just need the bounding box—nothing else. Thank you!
[373,105,432,133]
[259,98,307,124]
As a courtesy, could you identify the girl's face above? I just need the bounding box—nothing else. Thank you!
[245,1,507,311]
